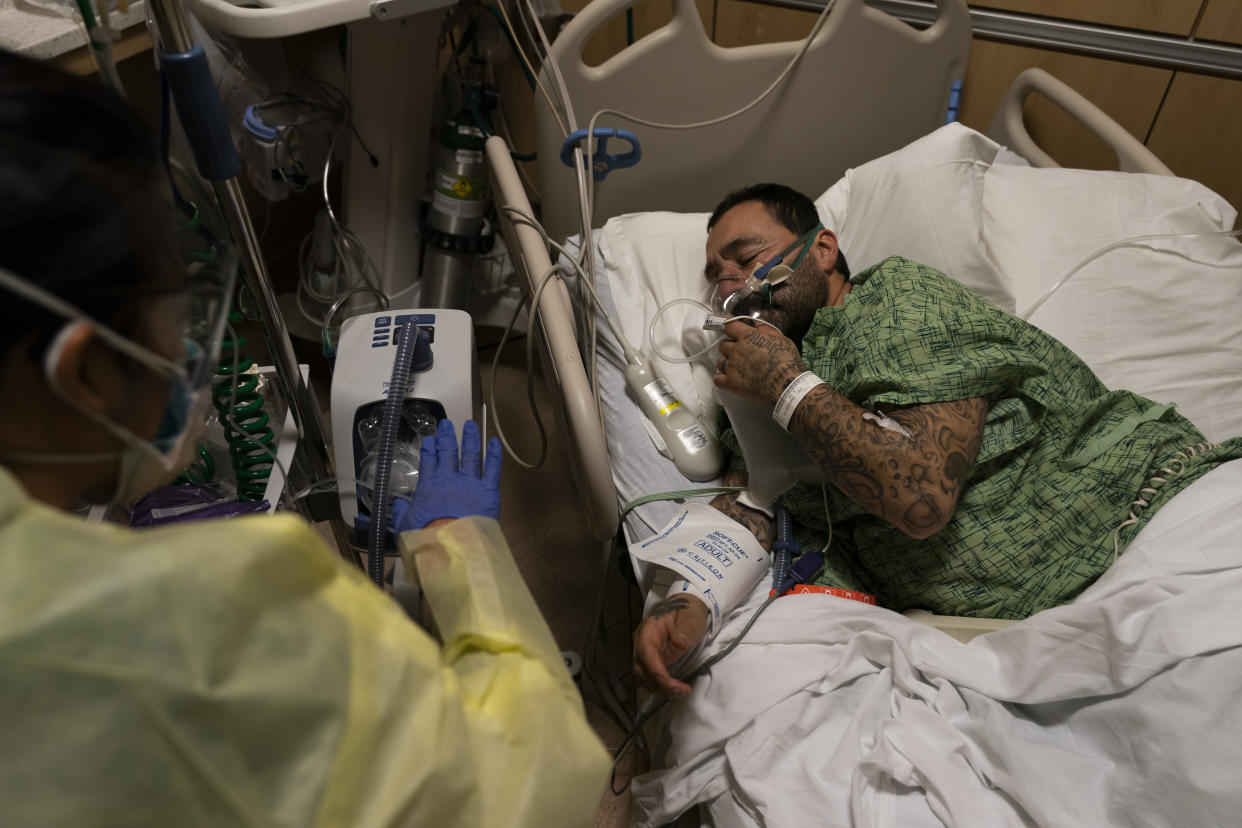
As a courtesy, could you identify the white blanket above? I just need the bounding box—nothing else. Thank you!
[632,460,1242,827]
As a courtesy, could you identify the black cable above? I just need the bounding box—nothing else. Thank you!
[477,333,527,351]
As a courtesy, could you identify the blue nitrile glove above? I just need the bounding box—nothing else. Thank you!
[391,418,503,532]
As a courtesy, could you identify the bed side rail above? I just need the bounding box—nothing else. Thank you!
[485,137,620,541]
[988,67,1173,175]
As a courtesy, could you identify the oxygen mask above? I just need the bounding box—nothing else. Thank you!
[710,221,822,321]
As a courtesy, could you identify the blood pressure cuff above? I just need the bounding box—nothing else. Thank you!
[630,502,771,632]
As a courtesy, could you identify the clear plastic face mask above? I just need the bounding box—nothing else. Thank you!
[711,222,822,317]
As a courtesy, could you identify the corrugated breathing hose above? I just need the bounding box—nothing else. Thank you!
[367,321,418,588]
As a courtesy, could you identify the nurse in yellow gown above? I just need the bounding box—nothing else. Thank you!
[0,49,608,826]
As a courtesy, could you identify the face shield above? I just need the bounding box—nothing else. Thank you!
[0,251,238,503]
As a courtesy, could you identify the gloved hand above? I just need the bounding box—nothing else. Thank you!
[391,418,503,532]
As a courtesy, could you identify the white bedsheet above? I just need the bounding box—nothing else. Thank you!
[631,459,1242,827]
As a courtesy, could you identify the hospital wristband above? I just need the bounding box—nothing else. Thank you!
[772,371,825,431]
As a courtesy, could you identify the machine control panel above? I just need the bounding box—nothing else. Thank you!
[371,313,436,347]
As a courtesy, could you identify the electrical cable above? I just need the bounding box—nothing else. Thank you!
[552,0,841,398]
[501,206,633,357]
[487,264,560,469]
[321,286,390,356]
[496,103,542,200]
[582,486,747,740]
[483,4,538,91]
[583,535,639,732]
[490,0,569,137]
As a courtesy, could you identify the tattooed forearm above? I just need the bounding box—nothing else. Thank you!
[708,467,775,550]
[787,390,986,539]
[646,596,694,619]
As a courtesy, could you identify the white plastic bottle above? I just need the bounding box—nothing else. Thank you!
[624,353,724,481]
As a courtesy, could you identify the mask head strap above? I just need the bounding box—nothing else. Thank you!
[0,264,186,381]
[753,222,824,283]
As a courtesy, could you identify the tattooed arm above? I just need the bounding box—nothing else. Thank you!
[716,320,986,539]
[633,592,709,697]
[632,467,773,698]
[710,466,775,549]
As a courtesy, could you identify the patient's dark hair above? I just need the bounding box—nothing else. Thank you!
[707,183,850,278]
[0,49,181,363]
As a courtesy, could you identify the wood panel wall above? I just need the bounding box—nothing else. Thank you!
[1197,0,1242,44]
[956,41,1172,171]
[708,0,1240,220]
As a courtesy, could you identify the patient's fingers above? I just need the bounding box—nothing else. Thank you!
[721,320,749,340]
[634,619,692,698]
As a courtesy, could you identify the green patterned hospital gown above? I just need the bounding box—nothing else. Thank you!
[720,256,1242,619]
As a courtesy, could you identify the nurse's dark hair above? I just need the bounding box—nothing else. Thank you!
[707,182,850,278]
[0,49,182,362]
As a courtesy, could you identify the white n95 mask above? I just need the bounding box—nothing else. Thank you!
[0,255,236,507]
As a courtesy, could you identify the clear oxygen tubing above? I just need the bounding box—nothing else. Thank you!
[647,298,719,364]
[647,298,782,365]
[1019,227,1242,321]
[367,320,418,588]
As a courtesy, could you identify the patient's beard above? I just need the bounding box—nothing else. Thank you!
[730,256,828,345]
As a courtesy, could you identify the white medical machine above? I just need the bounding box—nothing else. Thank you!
[330,309,479,545]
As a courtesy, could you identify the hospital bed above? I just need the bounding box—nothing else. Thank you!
[489,0,1198,547]
[489,0,1242,822]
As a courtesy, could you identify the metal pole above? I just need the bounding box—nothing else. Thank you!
[764,0,1242,81]
[147,0,358,564]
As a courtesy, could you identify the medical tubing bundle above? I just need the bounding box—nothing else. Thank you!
[367,321,418,588]
[213,313,277,501]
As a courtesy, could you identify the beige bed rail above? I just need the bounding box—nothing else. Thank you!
[988,67,1173,175]
[486,137,619,540]
[535,0,973,241]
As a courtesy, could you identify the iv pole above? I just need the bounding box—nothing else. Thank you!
[146,0,360,566]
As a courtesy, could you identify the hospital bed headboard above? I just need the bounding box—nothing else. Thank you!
[535,0,972,240]
[988,68,1173,175]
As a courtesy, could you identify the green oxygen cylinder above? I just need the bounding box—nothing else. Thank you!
[421,108,494,309]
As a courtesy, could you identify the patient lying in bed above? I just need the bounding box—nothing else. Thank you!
[633,183,1242,698]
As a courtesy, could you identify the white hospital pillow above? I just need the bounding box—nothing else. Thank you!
[831,123,1011,311]
[983,165,1242,442]
[598,210,717,431]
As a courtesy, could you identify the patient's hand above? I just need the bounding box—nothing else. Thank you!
[633,469,771,698]
[715,319,807,406]
[633,593,710,698]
